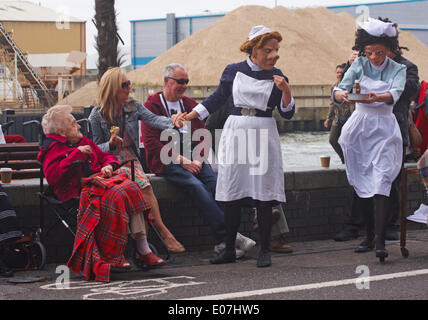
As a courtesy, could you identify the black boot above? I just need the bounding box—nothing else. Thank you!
[210,205,240,265]
[256,206,272,267]
[374,195,389,262]
[210,249,236,264]
[355,198,375,253]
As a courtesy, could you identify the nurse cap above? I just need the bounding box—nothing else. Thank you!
[248,25,272,40]
[357,17,397,37]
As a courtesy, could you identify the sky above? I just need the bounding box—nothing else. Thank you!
[30,0,407,68]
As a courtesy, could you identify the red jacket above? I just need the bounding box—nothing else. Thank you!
[37,134,120,202]
[142,93,208,174]
[416,80,428,154]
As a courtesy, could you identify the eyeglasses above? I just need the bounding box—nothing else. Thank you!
[364,50,385,57]
[168,77,189,85]
[121,80,131,89]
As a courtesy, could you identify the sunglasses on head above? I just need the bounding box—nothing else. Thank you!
[121,80,131,89]
[168,77,189,85]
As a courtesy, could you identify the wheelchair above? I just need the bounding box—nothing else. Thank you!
[24,119,170,271]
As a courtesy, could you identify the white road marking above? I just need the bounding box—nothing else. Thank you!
[183,268,428,300]
[40,276,205,300]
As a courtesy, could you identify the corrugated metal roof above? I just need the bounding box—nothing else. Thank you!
[0,1,84,23]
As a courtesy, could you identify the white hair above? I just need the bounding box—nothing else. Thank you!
[163,63,186,78]
[41,105,73,135]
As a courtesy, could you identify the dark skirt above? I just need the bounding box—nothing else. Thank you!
[0,186,22,244]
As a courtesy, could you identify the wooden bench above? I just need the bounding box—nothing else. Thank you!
[0,142,41,179]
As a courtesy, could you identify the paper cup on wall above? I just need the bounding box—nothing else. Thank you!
[320,155,330,168]
[0,167,12,183]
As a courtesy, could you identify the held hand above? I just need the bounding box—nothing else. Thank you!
[77,145,92,155]
[334,90,350,103]
[109,132,123,149]
[178,155,201,175]
[192,159,202,172]
[101,164,113,178]
[324,119,330,129]
[184,110,199,121]
[359,92,378,104]
[172,112,187,128]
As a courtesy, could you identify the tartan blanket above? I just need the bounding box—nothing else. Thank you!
[67,173,151,282]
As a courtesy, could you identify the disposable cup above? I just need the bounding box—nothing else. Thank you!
[0,167,12,183]
[320,156,330,168]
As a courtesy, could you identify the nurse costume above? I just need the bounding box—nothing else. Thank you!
[194,57,295,206]
[334,56,406,198]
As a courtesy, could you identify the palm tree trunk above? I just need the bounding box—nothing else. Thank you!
[94,0,121,80]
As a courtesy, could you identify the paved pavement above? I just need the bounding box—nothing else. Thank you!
[1,229,428,305]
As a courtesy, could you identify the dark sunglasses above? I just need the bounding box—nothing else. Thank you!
[168,77,189,85]
[121,80,131,89]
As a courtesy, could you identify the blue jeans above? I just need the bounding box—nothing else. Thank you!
[160,163,226,244]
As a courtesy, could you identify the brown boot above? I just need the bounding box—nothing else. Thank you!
[269,235,293,253]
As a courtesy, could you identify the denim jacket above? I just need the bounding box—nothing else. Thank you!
[89,100,174,153]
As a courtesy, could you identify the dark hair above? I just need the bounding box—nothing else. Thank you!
[378,17,408,55]
[354,17,408,57]
[336,63,346,70]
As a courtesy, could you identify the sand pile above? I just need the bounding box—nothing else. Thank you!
[64,5,428,107]
[58,80,98,107]
[128,5,428,86]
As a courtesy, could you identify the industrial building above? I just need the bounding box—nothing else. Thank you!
[130,0,428,69]
[0,1,86,108]
[0,1,86,74]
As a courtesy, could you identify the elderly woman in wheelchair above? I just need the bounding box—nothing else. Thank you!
[37,105,165,282]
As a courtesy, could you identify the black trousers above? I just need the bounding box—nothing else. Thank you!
[329,124,344,164]
[225,204,272,253]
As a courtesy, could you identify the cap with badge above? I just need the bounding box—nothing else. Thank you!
[248,25,272,40]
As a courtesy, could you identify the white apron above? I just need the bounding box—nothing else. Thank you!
[339,75,402,198]
[215,72,286,203]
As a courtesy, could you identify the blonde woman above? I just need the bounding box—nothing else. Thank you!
[89,67,186,253]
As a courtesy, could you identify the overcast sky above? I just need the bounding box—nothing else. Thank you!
[31,0,406,67]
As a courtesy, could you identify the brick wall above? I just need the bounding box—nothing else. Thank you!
[3,167,427,263]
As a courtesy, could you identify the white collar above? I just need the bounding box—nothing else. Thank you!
[370,56,389,71]
[246,57,263,71]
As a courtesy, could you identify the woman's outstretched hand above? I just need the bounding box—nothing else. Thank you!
[171,112,187,128]
[184,110,199,122]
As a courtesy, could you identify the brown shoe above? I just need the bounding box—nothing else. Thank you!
[163,236,185,253]
[269,237,293,253]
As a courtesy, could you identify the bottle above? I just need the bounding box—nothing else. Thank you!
[353,80,361,94]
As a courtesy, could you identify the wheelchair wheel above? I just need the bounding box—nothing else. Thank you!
[30,241,47,270]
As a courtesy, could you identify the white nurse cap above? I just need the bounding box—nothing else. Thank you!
[248,25,272,40]
[358,17,397,37]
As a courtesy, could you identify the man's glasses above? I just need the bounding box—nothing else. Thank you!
[168,77,189,85]
[122,80,131,89]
